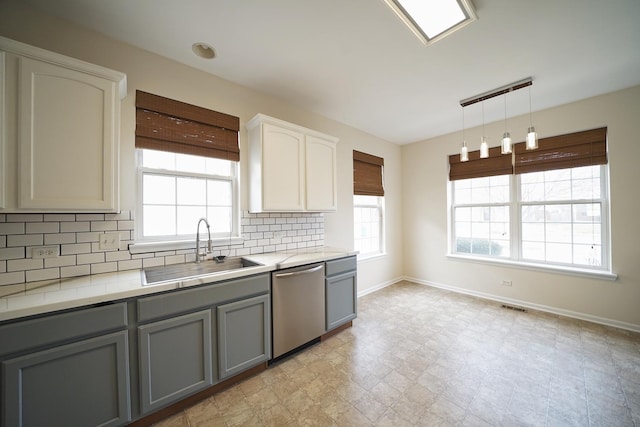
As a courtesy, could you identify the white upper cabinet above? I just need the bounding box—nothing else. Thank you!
[247,114,338,213]
[0,36,126,212]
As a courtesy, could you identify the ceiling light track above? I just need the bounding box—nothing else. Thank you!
[459,77,532,108]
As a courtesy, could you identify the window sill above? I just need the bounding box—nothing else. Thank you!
[130,237,244,255]
[447,253,617,281]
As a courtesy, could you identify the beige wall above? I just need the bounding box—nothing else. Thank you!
[402,85,640,330]
[0,1,403,294]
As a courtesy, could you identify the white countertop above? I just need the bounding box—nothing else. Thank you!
[0,247,356,322]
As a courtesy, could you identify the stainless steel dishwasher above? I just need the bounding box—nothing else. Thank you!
[271,262,325,359]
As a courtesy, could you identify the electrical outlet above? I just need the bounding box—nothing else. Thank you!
[502,280,513,286]
[99,232,121,250]
[31,246,59,259]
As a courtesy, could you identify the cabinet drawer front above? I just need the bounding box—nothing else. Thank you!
[325,256,357,276]
[138,273,269,322]
[0,302,128,356]
[2,330,131,427]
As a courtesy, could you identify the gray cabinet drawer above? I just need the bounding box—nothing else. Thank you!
[325,256,356,276]
[0,303,128,356]
[138,273,270,323]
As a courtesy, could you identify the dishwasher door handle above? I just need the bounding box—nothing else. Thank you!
[274,264,324,278]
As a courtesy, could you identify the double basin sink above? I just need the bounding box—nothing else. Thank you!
[143,257,263,285]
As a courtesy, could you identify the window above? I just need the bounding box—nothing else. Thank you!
[353,150,385,257]
[354,195,384,256]
[449,127,611,274]
[138,149,239,240]
[134,91,240,243]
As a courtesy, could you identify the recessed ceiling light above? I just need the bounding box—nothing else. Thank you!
[192,42,216,59]
[383,0,477,45]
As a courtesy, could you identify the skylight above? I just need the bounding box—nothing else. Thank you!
[384,0,477,45]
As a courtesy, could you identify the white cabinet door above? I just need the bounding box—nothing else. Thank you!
[305,135,337,211]
[18,56,119,211]
[260,123,305,211]
[247,114,338,212]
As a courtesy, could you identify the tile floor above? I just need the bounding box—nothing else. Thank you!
[153,280,640,426]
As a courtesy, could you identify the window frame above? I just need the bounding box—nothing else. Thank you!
[135,149,241,246]
[354,195,385,259]
[449,164,615,279]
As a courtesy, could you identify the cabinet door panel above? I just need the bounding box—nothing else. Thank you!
[2,331,130,427]
[261,123,305,211]
[326,272,357,331]
[217,294,270,379]
[305,135,337,211]
[138,310,213,414]
[18,56,117,210]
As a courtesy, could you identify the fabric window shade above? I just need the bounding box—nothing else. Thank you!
[135,90,240,161]
[448,146,513,181]
[354,150,384,196]
[514,127,607,174]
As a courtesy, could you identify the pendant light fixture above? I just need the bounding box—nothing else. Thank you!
[480,101,489,158]
[501,93,512,154]
[459,77,537,157]
[460,106,469,161]
[526,85,538,150]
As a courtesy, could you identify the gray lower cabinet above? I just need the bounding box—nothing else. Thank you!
[217,294,270,379]
[2,330,130,427]
[138,310,213,415]
[325,256,357,331]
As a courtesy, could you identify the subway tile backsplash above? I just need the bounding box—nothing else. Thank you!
[0,210,324,293]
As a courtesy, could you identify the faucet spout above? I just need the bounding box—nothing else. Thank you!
[195,218,212,264]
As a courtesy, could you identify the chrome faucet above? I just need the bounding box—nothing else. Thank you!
[195,218,212,264]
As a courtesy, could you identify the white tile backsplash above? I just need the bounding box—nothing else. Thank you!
[0,210,324,287]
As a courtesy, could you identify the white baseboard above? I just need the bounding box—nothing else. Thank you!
[357,276,403,298]
[403,276,640,334]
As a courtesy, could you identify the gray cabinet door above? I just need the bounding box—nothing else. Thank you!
[326,271,357,331]
[2,331,130,427]
[138,310,213,415]
[217,294,270,379]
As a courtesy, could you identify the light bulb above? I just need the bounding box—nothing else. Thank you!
[526,126,538,150]
[480,137,489,158]
[501,132,512,154]
[460,143,469,162]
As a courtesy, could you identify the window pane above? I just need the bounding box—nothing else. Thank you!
[143,175,175,204]
[209,207,232,234]
[546,242,573,263]
[177,177,206,205]
[206,158,232,176]
[354,197,382,256]
[176,153,207,174]
[177,206,206,235]
[208,180,232,206]
[144,206,176,236]
[142,150,175,170]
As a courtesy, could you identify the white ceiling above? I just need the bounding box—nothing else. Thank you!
[23,0,640,145]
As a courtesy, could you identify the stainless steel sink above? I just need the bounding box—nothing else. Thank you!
[143,257,262,285]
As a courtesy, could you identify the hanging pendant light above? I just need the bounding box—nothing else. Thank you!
[501,93,512,154]
[460,106,469,162]
[526,85,538,150]
[480,101,489,158]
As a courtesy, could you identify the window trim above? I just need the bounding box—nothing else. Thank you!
[133,149,241,248]
[448,165,615,278]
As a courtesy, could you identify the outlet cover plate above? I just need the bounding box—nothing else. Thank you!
[31,246,60,259]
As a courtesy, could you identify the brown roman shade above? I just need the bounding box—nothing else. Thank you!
[448,146,513,181]
[354,150,384,196]
[135,90,240,161]
[514,127,607,174]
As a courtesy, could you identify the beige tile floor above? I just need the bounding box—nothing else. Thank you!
[153,280,640,426]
